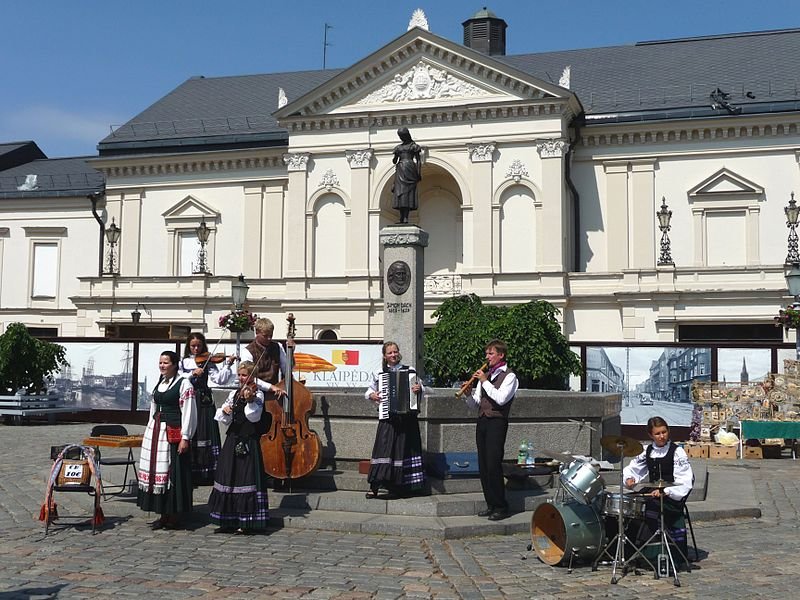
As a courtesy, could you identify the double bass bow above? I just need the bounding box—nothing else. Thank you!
[259,314,322,481]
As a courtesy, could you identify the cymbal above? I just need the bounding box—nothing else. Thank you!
[600,435,643,458]
[537,448,577,462]
[633,479,677,492]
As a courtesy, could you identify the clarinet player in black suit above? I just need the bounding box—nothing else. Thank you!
[463,339,518,521]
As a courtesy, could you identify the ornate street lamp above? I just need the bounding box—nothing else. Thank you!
[193,217,211,275]
[785,192,800,265]
[230,274,250,359]
[104,218,121,275]
[130,302,150,324]
[231,274,249,309]
[656,197,674,266]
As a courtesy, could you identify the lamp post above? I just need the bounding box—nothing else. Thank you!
[193,217,211,275]
[104,218,121,275]
[656,197,673,266]
[785,193,800,265]
[786,265,800,358]
[231,274,249,358]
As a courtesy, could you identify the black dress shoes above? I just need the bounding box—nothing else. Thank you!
[488,509,510,521]
[477,508,494,517]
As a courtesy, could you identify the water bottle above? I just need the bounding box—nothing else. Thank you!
[517,440,528,465]
[525,440,535,465]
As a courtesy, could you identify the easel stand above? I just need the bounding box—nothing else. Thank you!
[625,491,691,587]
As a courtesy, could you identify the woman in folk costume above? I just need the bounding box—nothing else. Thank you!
[363,342,425,499]
[179,332,234,485]
[137,350,197,530]
[624,416,694,569]
[208,361,271,533]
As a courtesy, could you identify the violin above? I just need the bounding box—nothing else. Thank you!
[194,352,233,366]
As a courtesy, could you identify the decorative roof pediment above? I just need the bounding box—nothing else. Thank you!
[275,28,578,120]
[688,168,764,197]
[162,195,220,225]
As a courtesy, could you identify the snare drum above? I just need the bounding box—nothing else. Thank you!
[601,490,646,520]
[560,460,604,505]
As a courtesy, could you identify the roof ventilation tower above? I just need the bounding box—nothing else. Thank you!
[462,7,507,56]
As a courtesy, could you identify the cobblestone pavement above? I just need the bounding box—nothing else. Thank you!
[1,423,798,599]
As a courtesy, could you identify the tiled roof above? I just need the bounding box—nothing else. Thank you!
[0,156,104,199]
[98,28,800,155]
[501,28,800,123]
[99,69,341,155]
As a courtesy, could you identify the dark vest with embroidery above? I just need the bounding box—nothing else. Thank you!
[478,368,514,419]
[153,377,182,426]
[646,441,676,483]
[246,340,282,384]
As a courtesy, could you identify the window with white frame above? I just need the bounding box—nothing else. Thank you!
[178,232,201,276]
[32,242,58,298]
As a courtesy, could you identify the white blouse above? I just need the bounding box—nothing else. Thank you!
[622,441,694,501]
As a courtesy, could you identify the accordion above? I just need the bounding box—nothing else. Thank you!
[377,369,418,419]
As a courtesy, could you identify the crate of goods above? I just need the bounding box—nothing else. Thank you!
[762,444,783,459]
[709,444,737,459]
[686,444,710,459]
[744,446,763,459]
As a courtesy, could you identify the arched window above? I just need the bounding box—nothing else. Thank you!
[313,193,346,277]
[500,185,536,272]
[318,329,338,341]
[419,189,462,275]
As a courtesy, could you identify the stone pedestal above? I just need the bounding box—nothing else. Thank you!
[379,225,429,378]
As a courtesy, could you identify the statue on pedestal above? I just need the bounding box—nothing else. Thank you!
[391,127,423,224]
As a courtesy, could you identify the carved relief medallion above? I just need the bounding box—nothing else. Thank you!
[357,61,490,105]
[386,260,412,295]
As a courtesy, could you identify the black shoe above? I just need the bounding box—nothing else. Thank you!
[150,519,165,530]
[488,509,510,521]
[213,527,235,534]
[477,508,494,517]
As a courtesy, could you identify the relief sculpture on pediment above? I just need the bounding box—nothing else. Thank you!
[356,61,490,105]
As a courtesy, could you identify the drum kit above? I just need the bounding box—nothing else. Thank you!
[530,435,687,586]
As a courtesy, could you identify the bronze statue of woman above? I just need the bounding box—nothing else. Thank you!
[391,127,422,224]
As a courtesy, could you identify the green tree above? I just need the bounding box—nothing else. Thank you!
[424,294,581,389]
[0,323,68,395]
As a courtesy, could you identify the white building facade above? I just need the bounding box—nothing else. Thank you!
[1,13,797,352]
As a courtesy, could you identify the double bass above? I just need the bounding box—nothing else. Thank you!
[260,314,322,480]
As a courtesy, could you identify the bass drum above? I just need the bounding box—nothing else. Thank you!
[531,501,605,566]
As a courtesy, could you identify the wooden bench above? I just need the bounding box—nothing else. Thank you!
[0,393,90,425]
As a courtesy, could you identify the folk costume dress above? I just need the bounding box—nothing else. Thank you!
[179,356,232,485]
[208,387,270,531]
[137,376,197,516]
[623,440,694,566]
[364,364,425,495]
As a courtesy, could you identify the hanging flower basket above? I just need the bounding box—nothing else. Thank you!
[219,309,257,333]
[774,304,800,330]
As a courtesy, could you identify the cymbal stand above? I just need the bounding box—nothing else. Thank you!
[626,489,690,587]
[591,441,653,584]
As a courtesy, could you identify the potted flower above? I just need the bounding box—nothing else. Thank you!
[219,309,257,333]
[774,304,800,330]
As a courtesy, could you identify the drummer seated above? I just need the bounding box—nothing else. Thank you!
[623,416,693,569]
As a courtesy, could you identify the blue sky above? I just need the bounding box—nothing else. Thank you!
[2,0,798,158]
